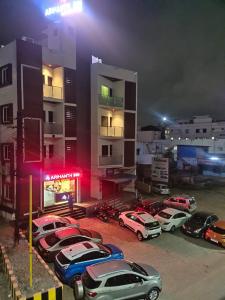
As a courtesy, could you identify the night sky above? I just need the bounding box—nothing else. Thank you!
[0,0,225,126]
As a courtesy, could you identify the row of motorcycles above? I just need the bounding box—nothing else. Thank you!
[94,202,120,222]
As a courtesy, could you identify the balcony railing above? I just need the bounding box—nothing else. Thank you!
[44,122,63,135]
[99,155,123,166]
[43,85,63,100]
[99,95,123,108]
[99,126,123,137]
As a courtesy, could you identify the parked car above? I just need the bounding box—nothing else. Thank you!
[118,211,161,241]
[135,200,168,216]
[152,184,170,195]
[163,195,197,213]
[181,211,218,238]
[31,215,79,244]
[74,259,162,300]
[54,241,124,285]
[37,227,102,262]
[205,220,225,247]
[154,208,191,232]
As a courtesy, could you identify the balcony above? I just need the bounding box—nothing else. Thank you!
[99,95,123,108]
[99,155,123,166]
[43,85,63,101]
[44,122,63,135]
[99,126,123,138]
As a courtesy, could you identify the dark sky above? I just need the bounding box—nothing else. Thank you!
[1,0,225,126]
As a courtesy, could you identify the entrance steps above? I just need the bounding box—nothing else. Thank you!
[43,203,86,219]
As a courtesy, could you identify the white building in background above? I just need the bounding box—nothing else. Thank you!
[165,115,225,140]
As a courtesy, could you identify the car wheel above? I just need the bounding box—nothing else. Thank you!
[137,231,144,241]
[119,219,124,227]
[73,279,84,300]
[146,287,160,300]
[170,225,176,233]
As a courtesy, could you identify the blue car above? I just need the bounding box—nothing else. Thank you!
[54,241,124,285]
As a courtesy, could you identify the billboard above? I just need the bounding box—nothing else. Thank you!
[152,157,169,183]
[44,0,83,17]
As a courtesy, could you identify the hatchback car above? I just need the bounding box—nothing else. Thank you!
[181,211,218,238]
[152,184,170,195]
[163,195,197,213]
[154,208,191,232]
[37,227,102,262]
[55,241,124,285]
[31,215,79,244]
[119,211,161,241]
[74,259,162,300]
[135,200,167,216]
[205,220,225,247]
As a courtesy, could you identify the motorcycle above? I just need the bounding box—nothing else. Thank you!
[101,203,120,221]
[93,204,109,223]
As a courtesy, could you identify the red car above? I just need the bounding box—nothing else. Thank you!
[135,200,167,216]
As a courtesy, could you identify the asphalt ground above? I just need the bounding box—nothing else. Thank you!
[59,187,225,300]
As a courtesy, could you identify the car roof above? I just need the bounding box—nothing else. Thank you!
[134,211,155,222]
[55,227,81,239]
[87,260,132,279]
[62,241,99,260]
[161,207,185,215]
[143,199,161,205]
[214,220,225,229]
[172,194,193,199]
[33,215,65,226]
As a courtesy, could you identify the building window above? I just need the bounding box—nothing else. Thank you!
[48,111,54,123]
[49,145,54,158]
[101,116,108,127]
[43,145,47,158]
[110,145,112,156]
[47,76,53,86]
[0,64,12,88]
[101,85,112,97]
[196,129,200,133]
[203,128,207,133]
[136,148,140,155]
[185,129,189,134]
[0,104,13,124]
[3,144,10,160]
[42,74,45,85]
[102,145,108,156]
[3,183,10,200]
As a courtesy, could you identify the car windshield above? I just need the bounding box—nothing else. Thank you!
[211,225,225,235]
[145,221,159,228]
[57,252,71,265]
[79,229,90,237]
[98,244,111,254]
[128,262,148,276]
[158,211,171,219]
[45,233,60,246]
[82,271,101,289]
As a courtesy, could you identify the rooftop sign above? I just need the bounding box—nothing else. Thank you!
[45,0,83,17]
[44,172,81,181]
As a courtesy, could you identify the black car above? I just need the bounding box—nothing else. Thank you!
[135,200,167,216]
[181,211,218,238]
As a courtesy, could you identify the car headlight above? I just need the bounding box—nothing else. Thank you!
[194,228,201,233]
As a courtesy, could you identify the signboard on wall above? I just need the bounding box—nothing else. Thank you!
[152,157,169,183]
[44,0,83,17]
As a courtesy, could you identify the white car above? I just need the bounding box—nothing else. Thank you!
[118,211,161,241]
[152,184,170,195]
[32,215,79,244]
[154,208,191,232]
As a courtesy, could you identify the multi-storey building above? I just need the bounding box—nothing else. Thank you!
[0,21,137,220]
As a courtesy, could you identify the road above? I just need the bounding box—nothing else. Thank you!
[62,186,225,300]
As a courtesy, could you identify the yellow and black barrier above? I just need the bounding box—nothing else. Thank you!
[0,241,63,300]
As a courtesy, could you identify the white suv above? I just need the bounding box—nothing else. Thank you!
[118,211,161,241]
[163,195,197,213]
[152,184,170,195]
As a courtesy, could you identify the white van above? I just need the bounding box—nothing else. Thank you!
[152,183,170,195]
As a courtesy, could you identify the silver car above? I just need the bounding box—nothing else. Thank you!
[74,259,162,300]
[31,215,79,244]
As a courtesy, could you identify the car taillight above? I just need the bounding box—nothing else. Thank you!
[87,292,97,297]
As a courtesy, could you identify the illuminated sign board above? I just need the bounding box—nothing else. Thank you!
[45,0,83,17]
[45,172,81,181]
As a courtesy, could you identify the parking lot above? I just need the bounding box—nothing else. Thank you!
[62,186,225,300]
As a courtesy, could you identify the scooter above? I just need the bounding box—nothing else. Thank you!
[103,204,120,220]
